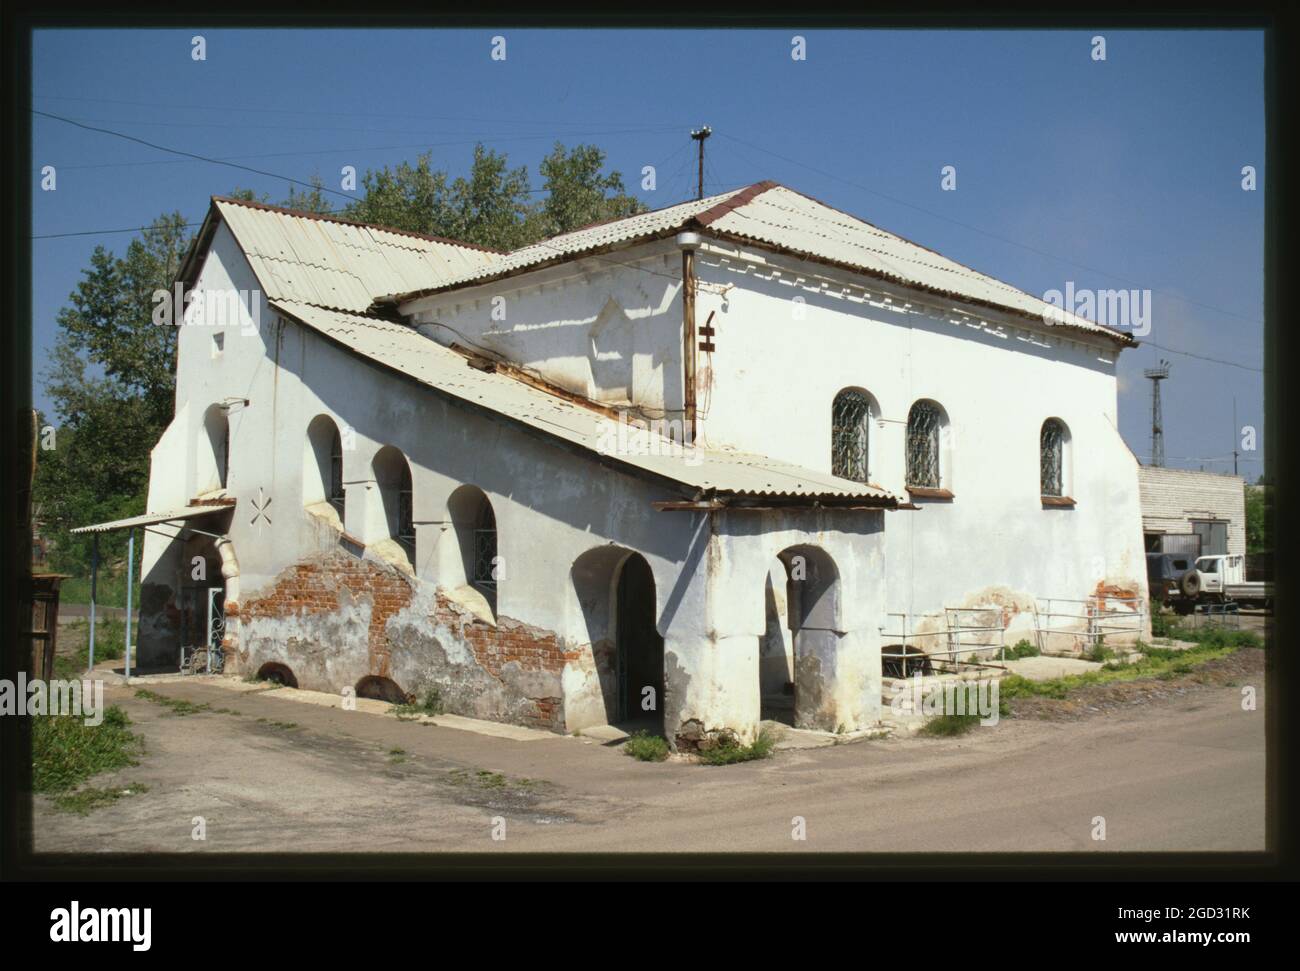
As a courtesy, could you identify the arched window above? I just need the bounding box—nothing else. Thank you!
[201,404,230,493]
[329,429,344,515]
[906,400,944,489]
[448,485,498,615]
[831,389,873,482]
[397,462,414,553]
[372,446,415,561]
[305,415,346,521]
[474,501,498,590]
[1041,418,1069,497]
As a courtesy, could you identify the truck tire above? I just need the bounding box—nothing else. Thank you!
[1180,570,1201,598]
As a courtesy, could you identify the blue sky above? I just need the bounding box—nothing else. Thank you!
[32,28,1265,477]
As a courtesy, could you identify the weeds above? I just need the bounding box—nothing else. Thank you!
[919,713,982,737]
[391,687,445,720]
[1003,639,1040,660]
[52,782,149,816]
[697,728,776,766]
[134,688,212,716]
[32,705,143,797]
[623,731,670,762]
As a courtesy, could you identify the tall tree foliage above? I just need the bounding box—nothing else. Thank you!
[36,213,193,574]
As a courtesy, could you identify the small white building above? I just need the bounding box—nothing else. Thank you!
[122,182,1149,747]
[1137,465,1246,557]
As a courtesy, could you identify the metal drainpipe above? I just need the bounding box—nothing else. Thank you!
[677,232,702,444]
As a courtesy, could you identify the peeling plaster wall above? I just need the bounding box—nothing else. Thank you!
[142,222,734,734]
[401,239,686,422]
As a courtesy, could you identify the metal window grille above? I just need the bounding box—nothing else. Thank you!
[906,401,942,488]
[397,464,415,552]
[328,429,345,516]
[1041,419,1065,497]
[831,390,871,482]
[473,501,497,588]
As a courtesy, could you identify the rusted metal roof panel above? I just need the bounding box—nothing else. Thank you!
[272,299,898,505]
[214,198,500,313]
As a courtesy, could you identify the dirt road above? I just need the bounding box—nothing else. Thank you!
[32,653,1266,854]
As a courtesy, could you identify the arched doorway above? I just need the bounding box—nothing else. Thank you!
[764,545,841,731]
[614,554,664,733]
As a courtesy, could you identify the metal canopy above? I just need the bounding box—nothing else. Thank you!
[70,504,232,534]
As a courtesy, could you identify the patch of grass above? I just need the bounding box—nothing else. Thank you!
[134,688,212,716]
[387,747,407,764]
[623,731,670,762]
[33,705,143,796]
[999,637,1246,702]
[697,728,776,766]
[51,782,149,816]
[1003,639,1040,660]
[52,617,127,680]
[1083,643,1118,663]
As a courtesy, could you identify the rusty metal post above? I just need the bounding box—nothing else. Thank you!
[677,232,702,444]
[682,249,696,443]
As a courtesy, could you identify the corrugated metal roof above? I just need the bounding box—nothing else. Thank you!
[272,299,898,505]
[377,188,748,299]
[386,181,1128,344]
[704,185,1116,340]
[214,198,500,313]
[71,505,233,534]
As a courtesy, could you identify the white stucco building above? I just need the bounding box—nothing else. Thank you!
[1138,465,1247,557]
[123,181,1149,747]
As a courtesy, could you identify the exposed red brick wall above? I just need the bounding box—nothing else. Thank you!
[239,552,575,731]
[240,555,415,677]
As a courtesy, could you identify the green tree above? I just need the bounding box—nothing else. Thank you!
[531,143,646,238]
[35,213,194,579]
[282,174,334,214]
[343,145,531,249]
[1245,484,1269,555]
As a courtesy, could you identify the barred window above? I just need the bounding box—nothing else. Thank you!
[831,389,872,482]
[1041,418,1066,497]
[473,501,498,588]
[397,462,415,553]
[906,400,943,488]
[328,427,345,516]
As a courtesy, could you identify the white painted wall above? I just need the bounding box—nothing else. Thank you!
[686,242,1149,641]
[1138,466,1247,557]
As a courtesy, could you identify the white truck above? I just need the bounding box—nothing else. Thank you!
[1193,554,1273,609]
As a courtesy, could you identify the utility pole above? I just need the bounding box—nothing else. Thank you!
[1144,359,1170,467]
[1232,397,1239,476]
[690,126,712,200]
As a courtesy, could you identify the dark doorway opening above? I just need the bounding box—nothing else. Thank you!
[356,675,409,704]
[257,662,298,688]
[615,554,664,734]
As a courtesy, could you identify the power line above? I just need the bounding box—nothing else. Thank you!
[33,109,356,201]
[34,93,692,132]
